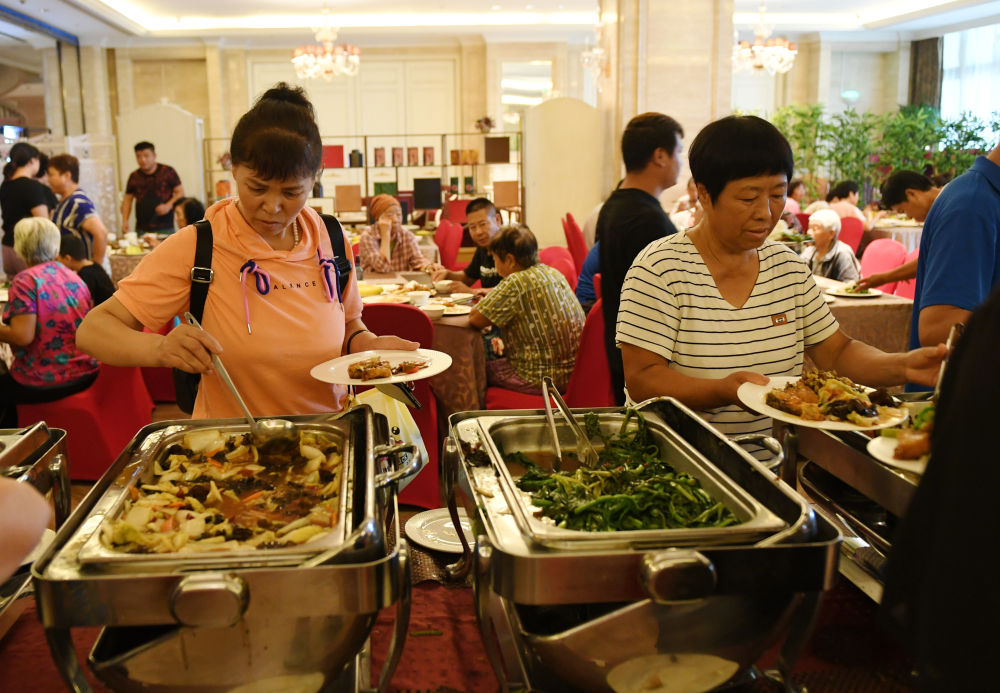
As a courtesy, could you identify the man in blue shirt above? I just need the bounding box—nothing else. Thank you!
[909,143,1000,352]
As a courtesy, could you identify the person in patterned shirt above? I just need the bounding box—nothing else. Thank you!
[359,193,444,273]
[470,224,584,393]
[48,153,109,264]
[121,141,184,233]
[0,217,99,427]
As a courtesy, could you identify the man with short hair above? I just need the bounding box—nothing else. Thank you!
[597,112,684,405]
[48,154,109,265]
[858,170,942,290]
[431,197,503,293]
[57,235,115,306]
[120,141,183,233]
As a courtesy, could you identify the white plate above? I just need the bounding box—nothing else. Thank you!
[442,305,472,316]
[310,348,452,385]
[866,436,929,474]
[823,294,835,304]
[21,528,56,567]
[737,376,908,431]
[448,292,474,304]
[405,508,474,554]
[361,294,410,304]
[826,287,882,299]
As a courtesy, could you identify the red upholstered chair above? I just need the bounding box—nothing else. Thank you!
[443,198,470,225]
[539,246,578,290]
[434,219,451,249]
[140,323,177,403]
[360,303,439,509]
[563,212,587,274]
[351,241,360,259]
[440,220,464,271]
[17,364,154,480]
[860,238,908,295]
[593,272,601,299]
[795,213,811,231]
[894,248,919,299]
[838,217,865,254]
[485,297,615,410]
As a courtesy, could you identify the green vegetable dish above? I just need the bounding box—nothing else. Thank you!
[506,410,736,532]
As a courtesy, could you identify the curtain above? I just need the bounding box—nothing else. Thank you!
[941,24,1000,133]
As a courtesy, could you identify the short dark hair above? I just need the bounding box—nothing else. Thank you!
[48,154,79,183]
[688,115,794,203]
[178,197,205,225]
[621,112,684,172]
[466,197,497,218]
[880,170,932,207]
[230,82,322,181]
[59,234,87,261]
[827,180,858,202]
[488,224,538,268]
[134,141,155,153]
[35,153,48,179]
[4,142,40,178]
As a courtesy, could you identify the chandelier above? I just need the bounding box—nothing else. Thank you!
[291,10,360,80]
[732,2,797,76]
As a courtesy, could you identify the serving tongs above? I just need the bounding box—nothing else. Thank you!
[541,376,600,471]
[888,322,963,404]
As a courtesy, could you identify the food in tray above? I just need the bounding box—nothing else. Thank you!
[102,428,343,554]
[765,370,901,426]
[347,356,429,380]
[881,403,934,460]
[506,410,736,532]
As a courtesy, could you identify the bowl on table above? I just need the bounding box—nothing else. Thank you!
[420,303,446,320]
[433,281,453,294]
[407,290,431,307]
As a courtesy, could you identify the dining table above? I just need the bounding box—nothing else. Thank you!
[814,276,913,354]
[861,220,922,255]
[107,250,149,288]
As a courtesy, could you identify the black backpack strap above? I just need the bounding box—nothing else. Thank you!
[320,213,354,294]
[189,219,214,322]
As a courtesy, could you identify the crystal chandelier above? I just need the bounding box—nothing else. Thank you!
[291,10,360,81]
[732,2,797,76]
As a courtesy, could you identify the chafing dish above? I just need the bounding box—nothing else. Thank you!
[32,405,419,693]
[444,398,841,692]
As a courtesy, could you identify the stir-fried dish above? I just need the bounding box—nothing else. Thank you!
[766,370,901,426]
[348,356,428,381]
[102,428,343,554]
[841,282,870,295]
[507,410,736,532]
[881,403,934,460]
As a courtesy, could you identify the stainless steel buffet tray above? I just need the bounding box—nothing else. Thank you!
[72,421,353,570]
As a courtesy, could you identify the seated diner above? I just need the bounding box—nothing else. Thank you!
[359,193,444,274]
[800,208,861,282]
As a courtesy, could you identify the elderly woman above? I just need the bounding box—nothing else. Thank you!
[800,208,861,282]
[616,115,945,441]
[470,224,584,394]
[77,83,415,419]
[0,218,99,427]
[359,194,444,274]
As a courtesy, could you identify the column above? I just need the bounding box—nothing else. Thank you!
[42,46,64,137]
[79,45,113,136]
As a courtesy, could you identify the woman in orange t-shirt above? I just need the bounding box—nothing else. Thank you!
[77,84,416,419]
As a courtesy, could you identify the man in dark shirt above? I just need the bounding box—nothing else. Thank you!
[432,197,502,293]
[598,112,684,405]
[121,141,184,233]
[57,235,115,306]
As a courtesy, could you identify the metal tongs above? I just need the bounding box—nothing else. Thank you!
[932,322,964,403]
[541,376,600,471]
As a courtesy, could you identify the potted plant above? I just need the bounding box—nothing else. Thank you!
[475,116,495,133]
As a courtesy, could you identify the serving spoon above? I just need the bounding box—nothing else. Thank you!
[183,312,298,446]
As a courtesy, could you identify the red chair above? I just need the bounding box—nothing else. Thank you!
[860,238,907,295]
[593,272,601,299]
[434,219,451,250]
[838,217,864,254]
[141,323,177,403]
[440,220,464,271]
[360,303,439,509]
[894,248,919,299]
[539,246,578,290]
[17,364,154,480]
[442,198,469,225]
[485,297,615,410]
[795,212,811,231]
[351,241,360,260]
[563,212,587,275]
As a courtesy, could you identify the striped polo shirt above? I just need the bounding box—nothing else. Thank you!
[616,233,839,439]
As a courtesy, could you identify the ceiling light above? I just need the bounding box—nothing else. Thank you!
[291,9,360,80]
[732,2,797,76]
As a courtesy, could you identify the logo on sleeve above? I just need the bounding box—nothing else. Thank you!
[770,312,788,326]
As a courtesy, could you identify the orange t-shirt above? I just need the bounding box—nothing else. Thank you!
[116,199,362,419]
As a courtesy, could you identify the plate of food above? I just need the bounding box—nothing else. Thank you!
[823,294,836,304]
[361,294,410,304]
[866,403,934,473]
[737,371,907,431]
[311,348,452,385]
[448,292,475,304]
[826,283,882,299]
[443,304,472,316]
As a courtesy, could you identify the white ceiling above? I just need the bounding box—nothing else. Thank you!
[2,1,999,61]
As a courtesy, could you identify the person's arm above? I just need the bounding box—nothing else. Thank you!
[468,307,492,329]
[156,185,185,217]
[918,305,971,348]
[358,228,393,273]
[76,296,222,373]
[806,329,946,388]
[621,343,769,409]
[0,313,36,347]
[857,258,917,290]
[431,268,467,283]
[0,478,50,581]
[340,318,418,354]
[81,216,109,264]
[121,193,134,231]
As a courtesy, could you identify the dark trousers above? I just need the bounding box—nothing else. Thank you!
[0,371,99,428]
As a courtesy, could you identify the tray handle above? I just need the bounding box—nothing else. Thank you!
[441,437,473,580]
[730,434,784,474]
[640,549,717,604]
[375,539,412,692]
[373,442,422,488]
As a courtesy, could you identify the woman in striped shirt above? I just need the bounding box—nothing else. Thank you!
[616,116,946,440]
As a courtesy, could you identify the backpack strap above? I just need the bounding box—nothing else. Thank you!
[189,220,214,322]
[320,213,353,294]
